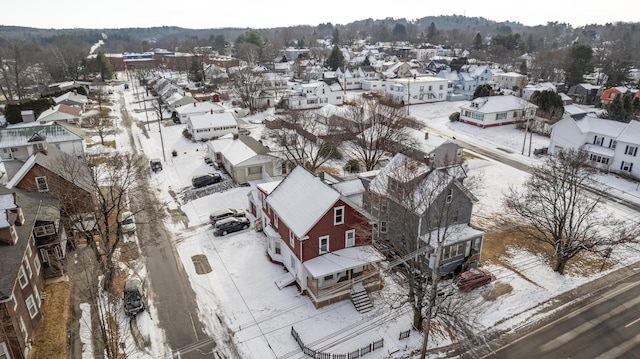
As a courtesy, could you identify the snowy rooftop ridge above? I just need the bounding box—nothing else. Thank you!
[266,166,340,239]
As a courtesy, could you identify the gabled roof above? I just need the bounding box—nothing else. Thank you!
[266,166,340,239]
[0,123,84,148]
[54,91,88,105]
[209,134,271,167]
[461,95,537,113]
[37,104,81,122]
[617,120,640,144]
[188,112,237,130]
[175,101,224,115]
[369,153,467,214]
[558,113,627,139]
[0,188,41,300]
[6,144,93,193]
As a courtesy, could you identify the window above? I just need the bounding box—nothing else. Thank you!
[19,316,27,340]
[496,112,507,120]
[345,230,355,247]
[34,255,41,274]
[380,221,387,233]
[324,274,334,281]
[34,224,56,237]
[33,285,41,307]
[18,266,28,288]
[26,295,38,318]
[334,206,345,225]
[621,161,634,172]
[625,145,638,156]
[33,142,44,152]
[11,295,17,310]
[23,257,32,278]
[319,236,329,254]
[274,213,278,228]
[446,189,453,203]
[274,241,281,255]
[0,341,9,359]
[35,176,49,192]
[439,84,444,90]
[289,230,295,247]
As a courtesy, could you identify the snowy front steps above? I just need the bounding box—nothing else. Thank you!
[350,282,373,313]
[275,271,295,290]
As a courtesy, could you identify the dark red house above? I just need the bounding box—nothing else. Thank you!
[261,166,383,309]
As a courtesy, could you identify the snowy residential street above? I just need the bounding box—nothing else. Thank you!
[100,73,640,359]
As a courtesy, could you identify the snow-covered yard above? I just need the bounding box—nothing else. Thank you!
[110,79,640,358]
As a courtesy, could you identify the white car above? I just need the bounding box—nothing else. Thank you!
[120,211,136,234]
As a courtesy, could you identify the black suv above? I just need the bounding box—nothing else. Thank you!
[192,173,222,188]
[210,208,246,225]
[213,217,250,236]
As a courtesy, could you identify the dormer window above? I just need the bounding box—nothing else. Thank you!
[33,142,46,152]
[35,176,49,192]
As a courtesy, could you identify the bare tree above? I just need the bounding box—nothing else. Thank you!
[50,152,163,292]
[230,67,265,114]
[0,39,41,101]
[369,153,484,355]
[342,95,419,171]
[271,109,341,172]
[504,149,639,274]
[86,112,115,146]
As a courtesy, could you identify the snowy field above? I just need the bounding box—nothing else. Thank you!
[105,80,640,358]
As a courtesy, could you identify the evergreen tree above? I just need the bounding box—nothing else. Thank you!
[332,28,340,46]
[604,92,639,122]
[473,32,483,50]
[564,43,593,88]
[327,45,344,71]
[530,90,564,121]
[95,52,114,82]
[473,84,492,99]
[188,60,203,82]
[427,22,437,41]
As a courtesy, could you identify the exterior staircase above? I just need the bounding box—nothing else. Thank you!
[350,282,373,313]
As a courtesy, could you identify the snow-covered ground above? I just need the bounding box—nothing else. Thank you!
[107,76,640,358]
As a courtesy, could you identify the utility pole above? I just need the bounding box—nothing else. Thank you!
[521,110,530,155]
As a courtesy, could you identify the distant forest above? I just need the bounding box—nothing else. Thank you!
[0,15,639,101]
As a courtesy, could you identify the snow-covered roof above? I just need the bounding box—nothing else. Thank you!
[617,120,640,144]
[461,95,537,114]
[569,113,627,138]
[266,166,340,238]
[188,112,237,130]
[421,223,484,247]
[257,180,282,195]
[304,246,385,278]
[54,91,88,105]
[0,123,84,148]
[369,153,466,214]
[209,134,271,167]
[405,127,449,153]
[331,179,364,197]
[37,104,81,122]
[176,101,224,115]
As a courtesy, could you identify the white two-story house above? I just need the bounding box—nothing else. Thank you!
[549,113,640,178]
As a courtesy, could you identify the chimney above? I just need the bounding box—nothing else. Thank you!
[424,132,429,140]
[318,171,325,182]
[193,102,196,107]
[73,89,78,95]
[233,133,239,140]
[210,109,213,114]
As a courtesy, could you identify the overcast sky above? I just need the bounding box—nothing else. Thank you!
[3,1,637,30]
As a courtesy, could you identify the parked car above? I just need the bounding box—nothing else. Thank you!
[192,173,222,188]
[213,217,250,236]
[454,268,492,291]
[209,208,246,225]
[150,158,163,172]
[120,211,136,234]
[123,279,145,316]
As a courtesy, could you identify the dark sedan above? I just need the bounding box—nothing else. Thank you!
[192,173,222,188]
[213,217,250,236]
